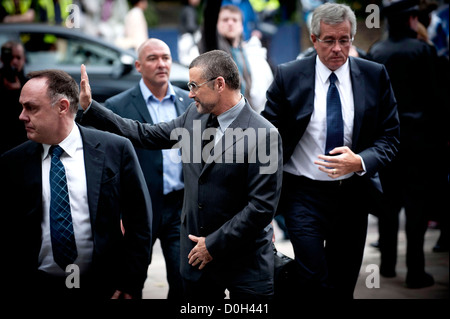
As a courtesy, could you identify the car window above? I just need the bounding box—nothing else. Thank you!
[20,32,121,67]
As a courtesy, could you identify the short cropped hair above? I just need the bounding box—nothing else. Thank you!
[310,3,357,40]
[220,4,243,20]
[189,50,240,91]
[27,69,79,115]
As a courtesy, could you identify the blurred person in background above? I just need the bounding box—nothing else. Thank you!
[1,41,28,154]
[178,0,202,66]
[198,4,273,113]
[115,0,149,52]
[369,0,447,288]
[0,0,35,23]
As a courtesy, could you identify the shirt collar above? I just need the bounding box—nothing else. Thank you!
[216,95,245,132]
[316,55,350,85]
[140,78,175,103]
[42,123,81,160]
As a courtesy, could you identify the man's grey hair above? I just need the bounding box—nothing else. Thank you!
[310,3,357,40]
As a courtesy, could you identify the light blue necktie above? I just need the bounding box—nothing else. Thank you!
[325,72,344,155]
[49,145,77,270]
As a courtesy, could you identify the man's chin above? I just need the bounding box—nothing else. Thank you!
[195,102,206,114]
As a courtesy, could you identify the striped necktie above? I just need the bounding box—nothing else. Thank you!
[49,145,77,270]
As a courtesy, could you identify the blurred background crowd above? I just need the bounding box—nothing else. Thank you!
[1,0,448,298]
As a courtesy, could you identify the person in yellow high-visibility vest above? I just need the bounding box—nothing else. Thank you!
[0,0,35,23]
[36,0,72,25]
[249,0,279,13]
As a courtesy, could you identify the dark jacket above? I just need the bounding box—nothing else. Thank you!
[104,84,191,236]
[0,125,152,297]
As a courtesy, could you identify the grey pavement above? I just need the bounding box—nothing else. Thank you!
[143,212,449,300]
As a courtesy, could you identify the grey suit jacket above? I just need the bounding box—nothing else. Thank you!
[81,100,283,284]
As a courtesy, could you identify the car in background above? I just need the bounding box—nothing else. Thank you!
[0,23,189,103]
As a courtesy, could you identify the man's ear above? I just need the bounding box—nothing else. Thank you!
[135,59,141,73]
[216,76,226,92]
[58,98,71,115]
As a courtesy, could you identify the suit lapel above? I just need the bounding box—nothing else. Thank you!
[174,89,189,116]
[296,57,316,122]
[132,86,154,124]
[349,57,365,149]
[78,125,105,226]
[201,103,253,174]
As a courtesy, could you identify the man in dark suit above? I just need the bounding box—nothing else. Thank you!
[0,69,152,299]
[104,38,192,300]
[368,0,447,288]
[261,3,400,299]
[79,49,283,301]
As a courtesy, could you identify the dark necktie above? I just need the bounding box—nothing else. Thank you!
[325,72,344,155]
[202,115,219,166]
[49,145,77,270]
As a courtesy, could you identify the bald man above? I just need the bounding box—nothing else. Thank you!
[103,38,193,300]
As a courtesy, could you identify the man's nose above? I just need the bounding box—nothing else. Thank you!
[18,108,27,121]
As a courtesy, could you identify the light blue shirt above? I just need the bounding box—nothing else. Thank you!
[216,94,246,141]
[140,79,184,194]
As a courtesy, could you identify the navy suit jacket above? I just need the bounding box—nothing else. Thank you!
[104,84,192,235]
[0,125,152,297]
[262,55,400,193]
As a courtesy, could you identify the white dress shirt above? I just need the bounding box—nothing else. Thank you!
[284,56,356,181]
[39,124,93,276]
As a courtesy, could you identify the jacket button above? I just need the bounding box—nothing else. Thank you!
[198,203,204,209]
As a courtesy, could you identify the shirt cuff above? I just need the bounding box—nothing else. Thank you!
[83,101,93,113]
[355,155,367,176]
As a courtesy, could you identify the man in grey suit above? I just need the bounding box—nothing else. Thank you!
[104,38,192,300]
[79,49,283,301]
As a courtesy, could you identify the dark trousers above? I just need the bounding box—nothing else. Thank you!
[182,273,274,301]
[280,172,369,299]
[32,270,115,299]
[377,159,432,277]
[153,189,183,301]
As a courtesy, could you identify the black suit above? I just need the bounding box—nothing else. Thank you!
[369,28,448,283]
[104,84,192,300]
[262,55,400,298]
[0,125,152,298]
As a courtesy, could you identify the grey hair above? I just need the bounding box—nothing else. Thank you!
[310,3,357,40]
